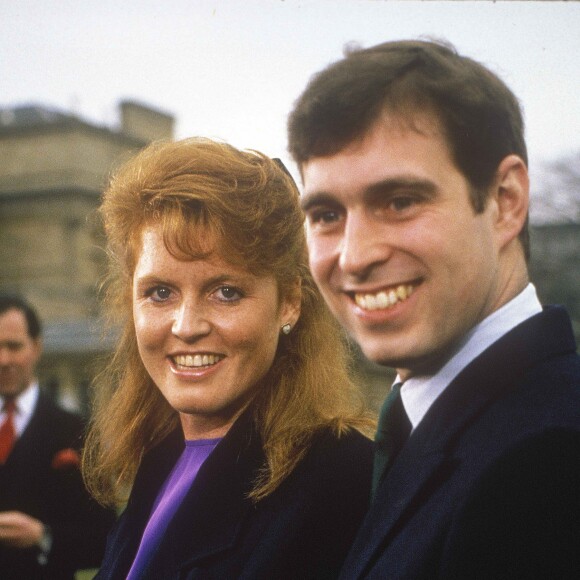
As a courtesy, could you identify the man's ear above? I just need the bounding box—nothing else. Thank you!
[492,154,529,250]
[32,337,43,365]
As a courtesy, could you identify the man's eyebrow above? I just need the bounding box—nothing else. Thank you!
[365,177,437,198]
[0,340,24,348]
[299,192,340,212]
[300,178,437,212]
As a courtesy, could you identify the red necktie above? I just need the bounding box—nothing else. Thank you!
[0,399,16,464]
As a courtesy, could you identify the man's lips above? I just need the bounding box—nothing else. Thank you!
[172,354,224,369]
[352,283,416,311]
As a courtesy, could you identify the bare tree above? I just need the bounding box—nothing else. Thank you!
[531,151,580,224]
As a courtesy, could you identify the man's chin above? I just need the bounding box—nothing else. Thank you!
[0,382,30,398]
[357,344,428,376]
[357,342,404,369]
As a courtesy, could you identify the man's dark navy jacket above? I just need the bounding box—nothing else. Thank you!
[341,306,580,579]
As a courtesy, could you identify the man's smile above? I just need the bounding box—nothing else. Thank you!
[352,284,416,311]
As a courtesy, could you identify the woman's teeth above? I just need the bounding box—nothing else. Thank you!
[174,354,222,368]
[354,284,414,311]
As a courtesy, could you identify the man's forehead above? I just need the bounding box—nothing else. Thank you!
[0,309,30,335]
[302,108,445,164]
[301,112,446,193]
[0,308,27,324]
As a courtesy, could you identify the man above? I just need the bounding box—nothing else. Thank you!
[288,40,580,579]
[0,295,115,579]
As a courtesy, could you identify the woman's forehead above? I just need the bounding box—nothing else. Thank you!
[136,221,257,272]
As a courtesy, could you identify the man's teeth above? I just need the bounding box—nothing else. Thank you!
[174,354,222,368]
[354,285,414,311]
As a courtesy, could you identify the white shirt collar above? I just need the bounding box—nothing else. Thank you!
[1,381,39,437]
[398,283,542,430]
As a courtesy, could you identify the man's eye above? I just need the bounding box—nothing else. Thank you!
[7,342,23,352]
[390,196,417,212]
[309,209,341,224]
[214,286,242,302]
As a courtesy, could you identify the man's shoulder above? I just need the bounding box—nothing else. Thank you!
[423,305,580,476]
[457,343,580,453]
[465,304,579,416]
[488,305,580,422]
[448,342,580,489]
[33,393,86,436]
[507,304,577,358]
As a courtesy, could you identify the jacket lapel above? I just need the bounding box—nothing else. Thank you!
[144,411,265,576]
[346,444,447,577]
[99,429,184,578]
[343,307,576,578]
[5,393,52,465]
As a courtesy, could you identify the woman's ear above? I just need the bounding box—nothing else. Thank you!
[280,277,302,329]
[492,154,529,250]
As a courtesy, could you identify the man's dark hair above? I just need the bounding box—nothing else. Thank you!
[0,295,42,339]
[288,39,529,257]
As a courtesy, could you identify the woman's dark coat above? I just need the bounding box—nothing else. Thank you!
[97,411,373,579]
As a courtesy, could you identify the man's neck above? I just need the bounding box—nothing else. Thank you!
[398,283,542,429]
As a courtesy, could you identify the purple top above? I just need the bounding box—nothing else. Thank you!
[126,438,221,579]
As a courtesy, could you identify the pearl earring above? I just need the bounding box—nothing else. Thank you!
[281,323,292,335]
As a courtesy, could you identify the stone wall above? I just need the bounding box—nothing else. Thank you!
[0,102,174,409]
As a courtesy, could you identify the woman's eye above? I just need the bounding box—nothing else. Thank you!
[148,286,172,302]
[214,285,242,302]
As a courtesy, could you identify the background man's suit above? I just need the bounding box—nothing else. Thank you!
[340,306,580,579]
[0,392,115,580]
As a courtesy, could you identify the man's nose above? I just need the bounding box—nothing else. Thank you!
[338,212,393,277]
[0,347,12,366]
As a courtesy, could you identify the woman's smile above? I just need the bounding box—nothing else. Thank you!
[172,353,224,369]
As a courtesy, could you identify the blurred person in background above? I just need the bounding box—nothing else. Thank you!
[0,294,115,580]
[83,138,374,579]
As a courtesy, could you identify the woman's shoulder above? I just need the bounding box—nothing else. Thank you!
[303,426,374,474]
[319,425,373,447]
[273,426,373,521]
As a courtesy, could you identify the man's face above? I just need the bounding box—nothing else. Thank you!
[0,309,41,398]
[301,114,504,379]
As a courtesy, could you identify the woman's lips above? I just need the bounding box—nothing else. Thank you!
[172,353,224,369]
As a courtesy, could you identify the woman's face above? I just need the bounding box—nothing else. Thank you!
[132,224,300,439]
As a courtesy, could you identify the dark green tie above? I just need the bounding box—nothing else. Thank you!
[372,383,411,497]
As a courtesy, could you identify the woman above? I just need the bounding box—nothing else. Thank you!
[83,138,374,579]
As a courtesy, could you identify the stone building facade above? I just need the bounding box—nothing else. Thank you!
[0,101,174,410]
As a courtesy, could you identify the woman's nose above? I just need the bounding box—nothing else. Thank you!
[171,302,211,341]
